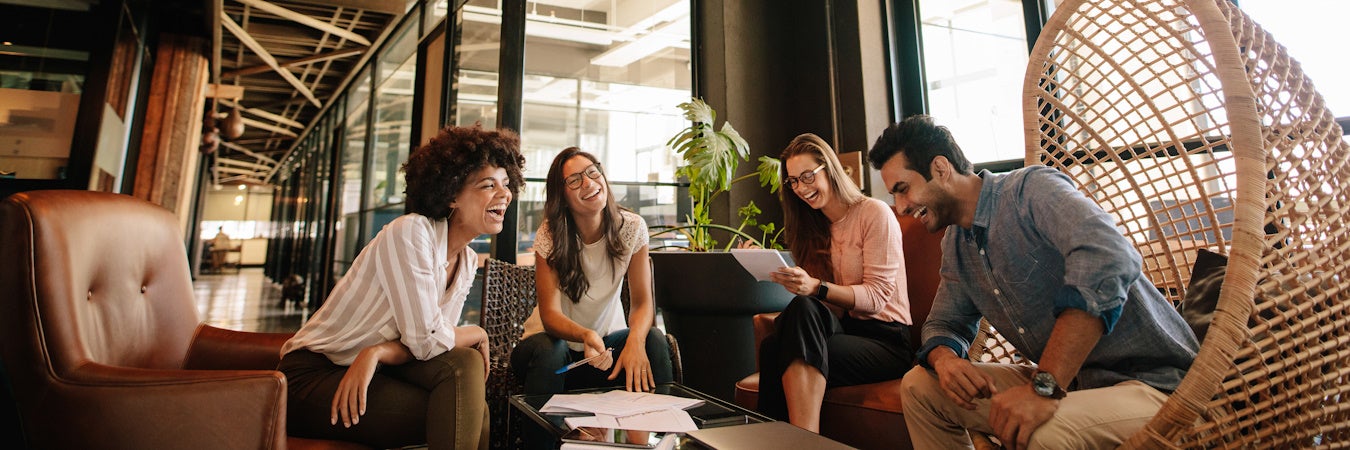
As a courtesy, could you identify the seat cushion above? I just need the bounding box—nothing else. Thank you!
[286,437,376,450]
[735,373,911,449]
[734,373,906,414]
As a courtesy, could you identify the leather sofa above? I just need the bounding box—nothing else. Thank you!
[733,214,943,450]
[0,190,367,450]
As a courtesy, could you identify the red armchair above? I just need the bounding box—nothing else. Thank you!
[733,214,943,450]
[0,190,365,450]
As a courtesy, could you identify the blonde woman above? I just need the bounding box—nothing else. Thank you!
[759,133,915,432]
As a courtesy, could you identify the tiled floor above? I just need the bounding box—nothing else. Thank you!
[193,268,308,333]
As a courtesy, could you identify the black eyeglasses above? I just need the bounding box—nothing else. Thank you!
[565,164,604,190]
[784,164,826,189]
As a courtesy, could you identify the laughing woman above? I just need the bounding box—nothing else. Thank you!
[758,133,915,432]
[510,147,673,395]
[278,125,525,450]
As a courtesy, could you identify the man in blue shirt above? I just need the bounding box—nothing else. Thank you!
[868,115,1198,450]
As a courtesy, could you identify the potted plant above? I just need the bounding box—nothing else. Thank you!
[647,98,796,401]
[649,98,784,250]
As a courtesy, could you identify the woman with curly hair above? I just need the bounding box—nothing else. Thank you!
[279,125,525,450]
[510,148,672,396]
[757,133,914,432]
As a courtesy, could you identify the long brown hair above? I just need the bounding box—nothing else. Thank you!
[543,148,627,303]
[779,133,867,281]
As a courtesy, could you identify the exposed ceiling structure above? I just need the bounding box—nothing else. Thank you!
[209,0,405,186]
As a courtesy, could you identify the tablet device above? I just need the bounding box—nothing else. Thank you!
[560,426,660,449]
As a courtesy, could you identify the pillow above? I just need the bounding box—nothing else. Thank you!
[1179,248,1227,342]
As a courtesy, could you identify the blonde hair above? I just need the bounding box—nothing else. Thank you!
[778,133,866,280]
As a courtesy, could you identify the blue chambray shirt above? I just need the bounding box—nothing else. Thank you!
[916,166,1199,392]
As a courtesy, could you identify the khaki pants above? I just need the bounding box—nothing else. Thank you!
[900,363,1168,449]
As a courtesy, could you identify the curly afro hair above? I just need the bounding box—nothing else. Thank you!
[402,124,525,220]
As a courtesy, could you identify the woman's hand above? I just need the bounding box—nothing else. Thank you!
[455,325,491,377]
[770,266,821,297]
[582,331,613,371]
[476,336,491,378]
[331,348,381,428]
[609,343,654,392]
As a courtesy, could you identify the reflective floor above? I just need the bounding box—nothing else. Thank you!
[193,267,308,333]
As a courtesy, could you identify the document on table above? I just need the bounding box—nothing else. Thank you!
[730,248,790,282]
[541,390,705,417]
[563,407,698,433]
[560,433,678,450]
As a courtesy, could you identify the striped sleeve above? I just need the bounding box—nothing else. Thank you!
[374,216,457,360]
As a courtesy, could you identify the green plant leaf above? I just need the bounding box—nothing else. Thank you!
[756,156,782,194]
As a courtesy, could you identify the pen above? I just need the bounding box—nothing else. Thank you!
[555,348,613,374]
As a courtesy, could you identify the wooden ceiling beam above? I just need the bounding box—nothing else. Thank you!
[234,0,372,46]
[222,46,366,78]
[220,12,323,108]
[220,99,306,128]
[240,117,300,137]
[222,141,281,165]
[284,0,406,15]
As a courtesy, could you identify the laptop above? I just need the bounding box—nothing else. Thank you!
[684,421,856,449]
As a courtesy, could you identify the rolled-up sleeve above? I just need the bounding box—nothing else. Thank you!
[846,201,904,315]
[916,258,983,368]
[374,218,457,360]
[1021,167,1131,334]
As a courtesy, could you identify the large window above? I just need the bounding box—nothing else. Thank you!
[917,0,1031,165]
[1238,0,1350,127]
[455,0,693,264]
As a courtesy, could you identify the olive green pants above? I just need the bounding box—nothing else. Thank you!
[280,348,489,450]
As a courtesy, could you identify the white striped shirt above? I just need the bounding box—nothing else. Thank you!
[281,214,476,366]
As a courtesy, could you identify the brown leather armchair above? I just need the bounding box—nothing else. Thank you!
[733,214,943,450]
[0,190,366,450]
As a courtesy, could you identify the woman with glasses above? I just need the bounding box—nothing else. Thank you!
[278,125,524,450]
[510,147,673,396]
[758,133,914,432]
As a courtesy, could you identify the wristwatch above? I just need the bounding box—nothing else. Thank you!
[816,281,830,299]
[1031,369,1067,399]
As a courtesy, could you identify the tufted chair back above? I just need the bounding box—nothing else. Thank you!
[0,190,367,450]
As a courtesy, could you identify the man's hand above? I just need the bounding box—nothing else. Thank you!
[609,342,654,392]
[931,351,997,410]
[331,349,381,428]
[989,384,1060,450]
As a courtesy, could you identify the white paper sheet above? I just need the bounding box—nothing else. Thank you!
[730,248,791,281]
[541,390,705,417]
[563,407,697,433]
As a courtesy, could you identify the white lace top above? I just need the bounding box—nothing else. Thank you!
[521,210,649,351]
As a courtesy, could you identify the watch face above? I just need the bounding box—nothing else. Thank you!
[1033,371,1056,397]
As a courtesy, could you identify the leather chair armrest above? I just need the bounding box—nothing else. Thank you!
[752,312,780,352]
[37,364,287,450]
[184,324,294,370]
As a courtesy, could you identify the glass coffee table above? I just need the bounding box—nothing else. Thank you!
[508,383,772,449]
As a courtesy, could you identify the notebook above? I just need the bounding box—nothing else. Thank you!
[684,421,856,449]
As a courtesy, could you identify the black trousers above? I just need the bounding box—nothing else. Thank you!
[756,295,915,421]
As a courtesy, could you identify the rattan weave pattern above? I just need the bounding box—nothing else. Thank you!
[1023,0,1350,447]
[481,258,537,450]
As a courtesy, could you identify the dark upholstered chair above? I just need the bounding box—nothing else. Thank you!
[0,190,367,450]
[733,214,943,450]
[480,258,683,450]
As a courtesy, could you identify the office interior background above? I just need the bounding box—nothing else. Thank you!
[0,0,1346,440]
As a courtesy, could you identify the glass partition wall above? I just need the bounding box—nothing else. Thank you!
[269,1,693,307]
